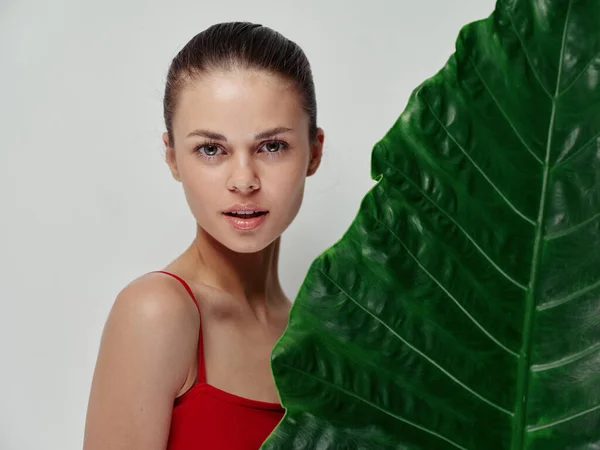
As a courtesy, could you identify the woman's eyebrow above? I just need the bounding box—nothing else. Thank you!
[186,127,293,141]
[254,127,293,140]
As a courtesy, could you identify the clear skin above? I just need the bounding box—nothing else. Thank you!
[165,68,323,309]
[83,68,324,450]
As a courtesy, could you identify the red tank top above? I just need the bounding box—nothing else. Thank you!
[153,271,285,449]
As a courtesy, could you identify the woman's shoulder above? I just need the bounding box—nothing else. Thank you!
[99,272,203,363]
[100,271,205,382]
[127,270,231,319]
[114,271,202,321]
[112,271,243,334]
[84,272,203,447]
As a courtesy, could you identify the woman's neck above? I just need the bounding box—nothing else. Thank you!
[185,226,287,314]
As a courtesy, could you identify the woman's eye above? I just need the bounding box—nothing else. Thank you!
[198,144,222,156]
[261,141,286,153]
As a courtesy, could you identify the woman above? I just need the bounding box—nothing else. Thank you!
[83,22,324,449]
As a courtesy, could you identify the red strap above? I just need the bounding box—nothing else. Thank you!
[152,270,206,384]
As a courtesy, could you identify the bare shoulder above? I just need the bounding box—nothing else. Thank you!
[145,270,231,315]
[116,271,202,320]
[83,272,200,450]
[100,272,202,353]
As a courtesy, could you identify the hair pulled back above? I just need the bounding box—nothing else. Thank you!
[163,22,317,146]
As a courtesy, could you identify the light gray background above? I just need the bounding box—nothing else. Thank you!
[0,0,495,449]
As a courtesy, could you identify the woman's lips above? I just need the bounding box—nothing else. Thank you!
[223,212,268,231]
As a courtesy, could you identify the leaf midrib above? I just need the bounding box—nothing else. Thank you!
[512,2,573,449]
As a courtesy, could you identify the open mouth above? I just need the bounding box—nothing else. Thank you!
[224,211,267,219]
[223,210,269,231]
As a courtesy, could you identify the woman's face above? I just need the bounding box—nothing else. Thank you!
[164,69,324,254]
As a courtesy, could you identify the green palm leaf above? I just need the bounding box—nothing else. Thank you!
[262,0,600,448]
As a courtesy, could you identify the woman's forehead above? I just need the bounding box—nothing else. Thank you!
[174,70,307,136]
[180,70,299,107]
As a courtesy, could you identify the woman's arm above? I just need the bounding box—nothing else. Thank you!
[83,276,198,450]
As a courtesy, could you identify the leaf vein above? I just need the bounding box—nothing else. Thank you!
[505,9,553,99]
[544,211,600,241]
[360,215,518,357]
[380,158,528,291]
[557,50,600,98]
[279,362,471,450]
[423,100,537,226]
[527,403,600,432]
[537,277,600,311]
[514,2,573,448]
[469,57,543,165]
[531,342,600,372]
[317,268,515,415]
[552,128,600,169]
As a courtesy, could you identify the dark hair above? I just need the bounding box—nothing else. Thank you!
[163,22,317,146]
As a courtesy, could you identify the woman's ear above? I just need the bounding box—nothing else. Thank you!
[307,128,325,177]
[163,131,181,182]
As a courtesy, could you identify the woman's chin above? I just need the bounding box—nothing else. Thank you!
[224,235,278,254]
[198,217,287,254]
[203,228,277,254]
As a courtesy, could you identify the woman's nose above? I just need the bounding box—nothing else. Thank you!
[226,157,260,193]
